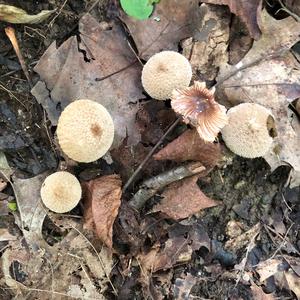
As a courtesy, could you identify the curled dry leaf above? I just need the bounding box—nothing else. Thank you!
[200,0,262,39]
[154,128,221,168]
[0,4,55,24]
[153,175,220,220]
[82,174,122,248]
[32,14,144,148]
[120,0,198,59]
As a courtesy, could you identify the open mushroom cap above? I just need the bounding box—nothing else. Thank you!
[221,103,275,158]
[41,171,82,213]
[57,99,114,162]
[141,51,192,100]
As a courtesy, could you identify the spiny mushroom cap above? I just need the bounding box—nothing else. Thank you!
[41,171,82,213]
[221,103,275,158]
[57,99,114,163]
[171,81,228,142]
[141,51,192,100]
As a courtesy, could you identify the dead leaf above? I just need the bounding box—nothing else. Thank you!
[0,4,55,24]
[12,172,50,250]
[140,224,211,273]
[0,228,17,242]
[153,175,220,220]
[200,0,262,39]
[173,273,197,300]
[256,258,284,282]
[120,0,198,60]
[83,174,122,248]
[0,178,7,191]
[217,10,300,174]
[154,129,221,168]
[285,270,300,299]
[32,14,144,148]
[250,283,276,300]
[182,3,230,81]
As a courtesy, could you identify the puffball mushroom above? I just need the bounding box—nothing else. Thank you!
[141,51,192,100]
[57,99,114,162]
[221,103,275,158]
[41,171,82,213]
[171,81,228,142]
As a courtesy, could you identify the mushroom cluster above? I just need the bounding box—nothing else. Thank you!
[41,171,82,213]
[57,99,114,163]
[221,103,276,158]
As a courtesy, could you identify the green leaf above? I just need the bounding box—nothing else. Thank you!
[8,202,17,211]
[120,0,154,20]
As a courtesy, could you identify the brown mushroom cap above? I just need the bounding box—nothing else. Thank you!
[141,51,192,100]
[41,171,82,213]
[57,99,114,162]
[221,103,275,158]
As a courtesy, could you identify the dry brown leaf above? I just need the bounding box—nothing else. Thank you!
[83,174,122,248]
[153,175,220,220]
[182,3,230,81]
[256,259,283,282]
[218,10,300,176]
[284,270,300,299]
[154,128,221,168]
[173,273,197,300]
[0,178,7,192]
[32,14,144,148]
[0,4,55,24]
[120,0,198,60]
[250,283,276,300]
[138,224,210,272]
[200,0,262,39]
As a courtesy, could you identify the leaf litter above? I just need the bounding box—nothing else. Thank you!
[1,1,300,299]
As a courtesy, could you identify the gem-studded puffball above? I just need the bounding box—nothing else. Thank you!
[41,171,82,213]
[57,99,114,162]
[221,103,275,158]
[141,51,192,100]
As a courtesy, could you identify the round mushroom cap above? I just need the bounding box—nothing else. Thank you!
[141,51,192,100]
[221,103,275,158]
[57,99,114,162]
[41,171,82,213]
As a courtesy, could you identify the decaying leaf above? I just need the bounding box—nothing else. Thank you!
[256,258,285,282]
[83,174,122,248]
[200,0,262,39]
[217,10,300,176]
[0,4,55,24]
[182,3,230,81]
[153,175,220,220]
[120,0,198,59]
[250,283,276,300]
[32,14,144,148]
[12,172,50,250]
[138,224,210,272]
[285,270,300,299]
[154,128,221,168]
[173,273,197,300]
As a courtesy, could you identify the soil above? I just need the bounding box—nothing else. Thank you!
[0,1,299,299]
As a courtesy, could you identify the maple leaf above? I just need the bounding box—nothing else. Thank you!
[82,174,122,248]
[153,175,220,220]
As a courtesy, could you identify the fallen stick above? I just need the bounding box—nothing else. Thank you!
[129,161,205,210]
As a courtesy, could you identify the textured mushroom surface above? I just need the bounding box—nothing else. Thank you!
[41,171,82,213]
[57,99,114,162]
[141,51,192,100]
[221,103,275,158]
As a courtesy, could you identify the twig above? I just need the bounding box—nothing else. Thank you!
[277,0,300,22]
[5,27,33,88]
[123,117,181,192]
[129,162,206,210]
